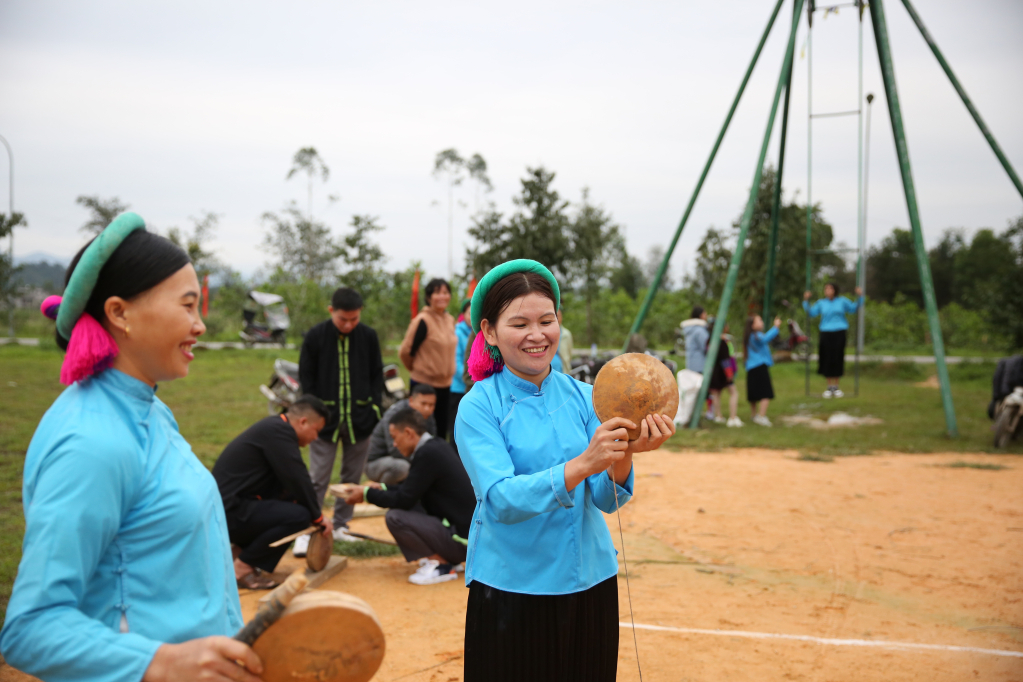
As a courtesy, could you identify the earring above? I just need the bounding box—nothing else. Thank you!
[124,325,131,337]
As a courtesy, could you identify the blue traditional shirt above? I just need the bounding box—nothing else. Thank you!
[745,326,780,370]
[451,319,473,394]
[0,369,243,682]
[803,296,863,332]
[454,366,634,595]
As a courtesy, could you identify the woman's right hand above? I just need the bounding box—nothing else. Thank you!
[565,418,633,491]
[143,637,263,682]
[803,290,812,301]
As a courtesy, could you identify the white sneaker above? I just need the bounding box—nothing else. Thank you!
[726,416,744,428]
[292,534,310,557]
[332,527,363,542]
[408,559,458,586]
[823,388,833,399]
[832,388,844,398]
[713,415,726,424]
[752,415,772,427]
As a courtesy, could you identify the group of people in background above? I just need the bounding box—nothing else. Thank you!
[682,282,864,427]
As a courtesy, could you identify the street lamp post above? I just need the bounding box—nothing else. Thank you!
[0,134,13,338]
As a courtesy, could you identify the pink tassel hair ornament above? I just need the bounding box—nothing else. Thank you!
[467,331,503,382]
[43,294,121,385]
[60,313,120,385]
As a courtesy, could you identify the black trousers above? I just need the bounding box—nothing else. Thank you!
[448,391,464,448]
[411,380,451,440]
[818,330,847,377]
[384,508,466,565]
[464,576,619,682]
[225,499,312,572]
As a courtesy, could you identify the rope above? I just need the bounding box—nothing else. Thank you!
[611,467,643,682]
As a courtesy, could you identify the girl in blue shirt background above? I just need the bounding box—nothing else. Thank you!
[455,259,674,682]
[0,214,261,682]
[803,283,864,398]
[743,314,781,427]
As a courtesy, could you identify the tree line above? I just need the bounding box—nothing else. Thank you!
[5,149,1021,352]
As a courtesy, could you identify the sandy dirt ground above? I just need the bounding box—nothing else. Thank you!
[3,448,1021,681]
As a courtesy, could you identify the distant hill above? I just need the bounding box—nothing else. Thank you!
[15,261,65,292]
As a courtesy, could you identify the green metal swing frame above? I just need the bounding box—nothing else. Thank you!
[624,0,1023,437]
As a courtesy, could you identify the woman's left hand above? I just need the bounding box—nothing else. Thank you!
[854,286,863,296]
[625,414,676,455]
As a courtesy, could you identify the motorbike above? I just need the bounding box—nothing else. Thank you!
[771,317,811,356]
[568,335,677,386]
[990,355,1023,449]
[260,359,408,416]
[239,291,290,346]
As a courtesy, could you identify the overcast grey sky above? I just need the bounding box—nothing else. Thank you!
[1,0,1021,283]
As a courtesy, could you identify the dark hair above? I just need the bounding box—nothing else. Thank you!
[742,315,757,358]
[288,394,330,421]
[58,230,191,349]
[460,299,471,313]
[389,406,427,435]
[824,282,839,295]
[331,287,363,311]
[424,278,450,304]
[479,272,556,330]
[410,383,436,397]
[690,305,705,319]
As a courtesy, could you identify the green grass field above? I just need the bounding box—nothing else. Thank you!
[0,344,1019,618]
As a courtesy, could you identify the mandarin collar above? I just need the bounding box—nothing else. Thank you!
[96,368,157,403]
[500,364,554,395]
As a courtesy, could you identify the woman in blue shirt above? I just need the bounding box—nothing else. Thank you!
[455,259,674,682]
[803,283,864,398]
[0,213,262,682]
[743,314,781,426]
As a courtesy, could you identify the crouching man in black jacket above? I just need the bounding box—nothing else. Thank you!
[343,407,475,586]
[213,395,333,589]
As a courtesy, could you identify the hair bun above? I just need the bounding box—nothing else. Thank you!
[41,295,62,321]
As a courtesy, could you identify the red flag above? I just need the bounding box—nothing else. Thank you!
[466,273,478,300]
[201,274,209,318]
[411,270,420,318]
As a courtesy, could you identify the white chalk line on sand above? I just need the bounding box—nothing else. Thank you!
[619,622,1023,658]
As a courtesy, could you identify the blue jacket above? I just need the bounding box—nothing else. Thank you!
[803,296,863,332]
[682,319,710,373]
[1,369,243,682]
[451,319,473,394]
[745,326,779,371]
[454,366,633,595]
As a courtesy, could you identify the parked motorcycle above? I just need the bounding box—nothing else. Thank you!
[239,291,290,346]
[771,317,811,356]
[990,355,1023,449]
[260,359,408,416]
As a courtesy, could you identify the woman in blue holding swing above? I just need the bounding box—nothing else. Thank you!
[455,259,675,682]
[803,283,864,398]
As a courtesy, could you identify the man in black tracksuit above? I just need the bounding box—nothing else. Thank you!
[299,287,384,537]
[213,395,332,589]
[343,407,476,585]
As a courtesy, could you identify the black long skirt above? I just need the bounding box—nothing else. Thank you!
[746,365,775,404]
[464,576,619,682]
[817,330,847,377]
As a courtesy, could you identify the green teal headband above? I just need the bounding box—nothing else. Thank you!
[57,213,146,339]
[469,259,561,333]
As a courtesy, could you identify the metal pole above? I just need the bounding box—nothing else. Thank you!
[804,3,813,397]
[869,0,958,437]
[899,0,1023,201]
[691,0,807,429]
[861,93,874,359]
[0,134,13,338]
[855,0,864,397]
[763,0,798,322]
[623,0,788,351]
